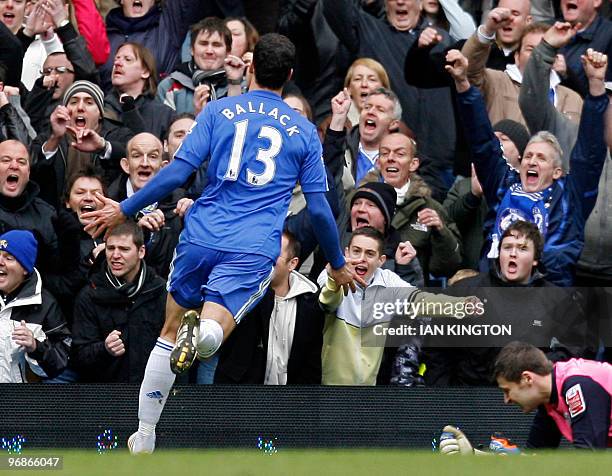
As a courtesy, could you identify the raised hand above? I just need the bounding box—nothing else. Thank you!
[138,209,165,232]
[193,84,211,116]
[582,48,608,96]
[104,330,125,357]
[482,7,512,37]
[330,88,351,131]
[174,197,194,218]
[552,54,567,77]
[582,48,608,82]
[543,22,580,49]
[12,321,37,353]
[224,54,246,82]
[445,50,470,93]
[395,241,417,265]
[24,4,52,37]
[50,105,71,139]
[66,126,106,152]
[329,260,367,295]
[418,27,443,48]
[82,193,126,239]
[417,208,444,231]
[41,0,69,29]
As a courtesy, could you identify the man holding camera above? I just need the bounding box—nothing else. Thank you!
[157,17,245,116]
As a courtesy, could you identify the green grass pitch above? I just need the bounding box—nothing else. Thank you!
[11,449,612,476]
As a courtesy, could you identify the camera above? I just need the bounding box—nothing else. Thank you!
[192,69,226,88]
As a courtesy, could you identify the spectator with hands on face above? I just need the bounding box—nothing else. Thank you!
[31,80,132,209]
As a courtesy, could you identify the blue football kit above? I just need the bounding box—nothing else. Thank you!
[122,90,335,320]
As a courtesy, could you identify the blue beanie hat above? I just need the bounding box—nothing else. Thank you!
[0,230,38,274]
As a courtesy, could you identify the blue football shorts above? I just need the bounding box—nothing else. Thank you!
[167,238,274,323]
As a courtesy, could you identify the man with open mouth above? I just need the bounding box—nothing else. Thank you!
[462,14,583,132]
[447,47,609,286]
[0,228,71,383]
[100,0,212,92]
[322,0,458,179]
[106,132,182,280]
[0,139,81,304]
[462,0,533,71]
[31,80,133,209]
[559,0,612,95]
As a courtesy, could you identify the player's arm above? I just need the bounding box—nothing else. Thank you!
[318,272,344,313]
[525,406,563,449]
[82,158,197,237]
[120,158,196,216]
[304,191,365,292]
[304,191,345,270]
[562,376,611,449]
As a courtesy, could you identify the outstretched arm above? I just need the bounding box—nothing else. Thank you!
[570,49,609,219]
[82,157,196,237]
[446,49,509,208]
[519,22,581,170]
[305,191,365,293]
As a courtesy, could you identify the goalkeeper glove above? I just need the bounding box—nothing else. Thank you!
[439,425,474,455]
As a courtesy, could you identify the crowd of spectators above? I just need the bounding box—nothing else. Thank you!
[0,0,610,385]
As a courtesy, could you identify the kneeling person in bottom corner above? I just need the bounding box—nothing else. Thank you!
[440,341,612,453]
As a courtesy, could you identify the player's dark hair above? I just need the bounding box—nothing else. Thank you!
[63,165,107,204]
[349,226,384,255]
[252,33,295,90]
[107,221,144,249]
[493,341,553,383]
[500,220,544,262]
[190,17,232,52]
[282,230,301,261]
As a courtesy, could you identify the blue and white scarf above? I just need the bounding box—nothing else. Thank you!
[488,183,553,258]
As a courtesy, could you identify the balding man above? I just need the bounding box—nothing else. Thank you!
[366,132,463,283]
[107,133,183,279]
[0,140,60,273]
[463,0,533,71]
[559,0,612,95]
[0,139,95,324]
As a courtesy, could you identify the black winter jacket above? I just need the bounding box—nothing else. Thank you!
[107,174,183,279]
[71,263,166,383]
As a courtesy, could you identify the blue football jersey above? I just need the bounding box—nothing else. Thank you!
[174,90,327,260]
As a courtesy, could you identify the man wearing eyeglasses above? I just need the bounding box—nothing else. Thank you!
[21,3,99,137]
[40,55,75,101]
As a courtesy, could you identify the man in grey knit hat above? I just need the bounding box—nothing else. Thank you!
[30,80,134,209]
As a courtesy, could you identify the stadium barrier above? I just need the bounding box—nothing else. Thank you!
[0,385,534,449]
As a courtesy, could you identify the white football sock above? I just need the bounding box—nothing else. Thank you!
[137,338,176,431]
[197,319,224,358]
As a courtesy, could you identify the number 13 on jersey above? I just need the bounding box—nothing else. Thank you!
[224,119,282,186]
